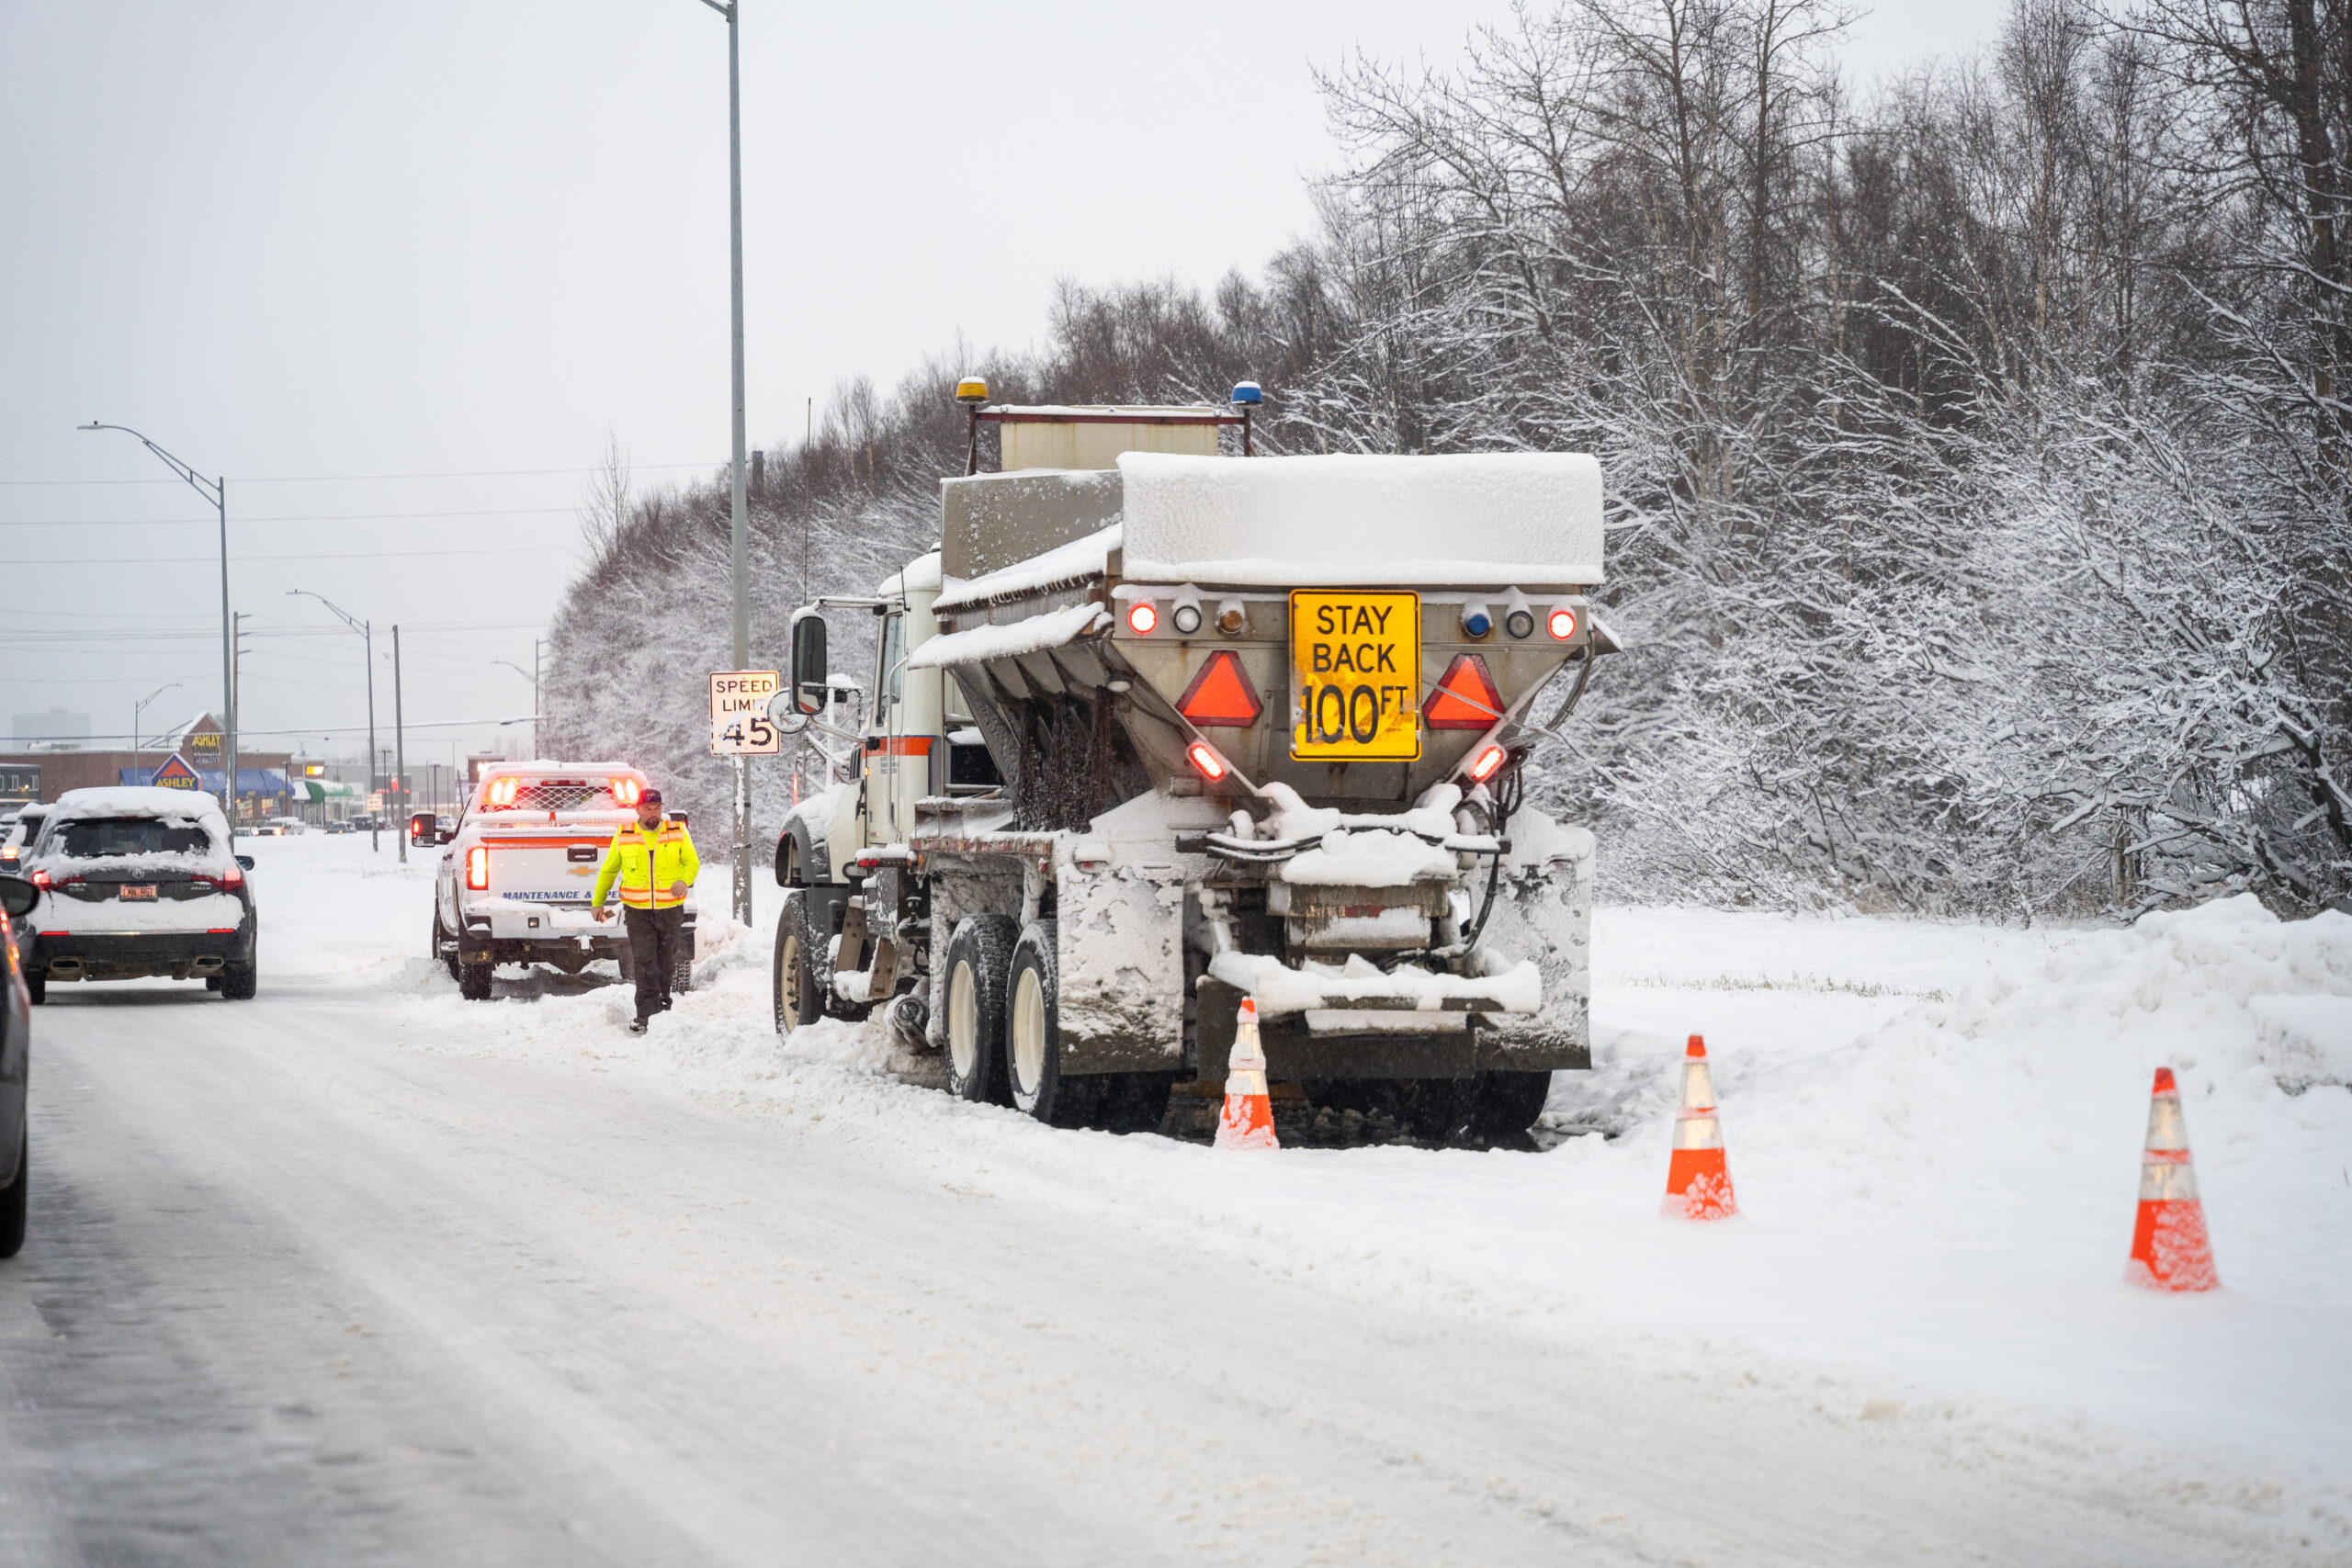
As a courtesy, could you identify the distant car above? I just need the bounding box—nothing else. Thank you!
[322,818,352,835]
[257,817,307,837]
[0,807,47,872]
[0,873,33,1258]
[19,786,257,1001]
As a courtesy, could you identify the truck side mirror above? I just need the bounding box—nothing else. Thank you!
[790,613,828,716]
[0,874,35,919]
[409,812,435,842]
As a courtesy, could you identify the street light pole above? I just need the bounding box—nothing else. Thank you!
[289,590,379,853]
[392,624,407,866]
[132,682,182,780]
[697,0,754,928]
[81,423,237,840]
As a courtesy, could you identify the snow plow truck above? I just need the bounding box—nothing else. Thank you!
[772,384,1611,1140]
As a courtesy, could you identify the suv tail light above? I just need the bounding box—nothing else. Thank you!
[465,845,491,890]
[28,869,50,890]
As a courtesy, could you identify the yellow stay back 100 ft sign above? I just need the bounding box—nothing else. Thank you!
[1289,591,1421,761]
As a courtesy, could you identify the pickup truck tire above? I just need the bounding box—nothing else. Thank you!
[0,1125,24,1260]
[458,958,493,1001]
[219,953,258,1001]
[1006,919,1103,1129]
[943,914,1016,1104]
[774,893,822,1033]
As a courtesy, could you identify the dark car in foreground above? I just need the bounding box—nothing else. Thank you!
[20,786,257,1001]
[1,873,36,1258]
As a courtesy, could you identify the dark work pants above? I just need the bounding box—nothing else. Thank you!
[623,904,685,1022]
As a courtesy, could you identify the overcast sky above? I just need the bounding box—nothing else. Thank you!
[0,0,2007,776]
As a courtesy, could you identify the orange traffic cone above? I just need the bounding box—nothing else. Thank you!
[2127,1066,2220,1292]
[1216,996,1279,1150]
[1662,1035,1736,1220]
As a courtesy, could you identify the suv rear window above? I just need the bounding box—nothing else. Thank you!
[51,817,215,858]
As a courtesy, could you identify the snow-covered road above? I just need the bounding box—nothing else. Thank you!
[1,835,2345,1564]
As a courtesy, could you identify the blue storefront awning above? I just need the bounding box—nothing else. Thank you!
[116,766,293,797]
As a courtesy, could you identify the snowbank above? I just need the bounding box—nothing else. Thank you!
[233,840,2352,1548]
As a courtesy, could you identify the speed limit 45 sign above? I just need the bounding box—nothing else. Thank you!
[709,670,782,755]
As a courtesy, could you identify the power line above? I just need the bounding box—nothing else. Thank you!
[13,544,571,567]
[0,460,728,486]
[0,506,577,525]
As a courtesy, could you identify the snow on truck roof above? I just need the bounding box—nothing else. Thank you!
[936,452,1602,604]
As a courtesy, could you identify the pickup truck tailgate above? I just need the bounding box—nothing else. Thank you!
[482,832,608,905]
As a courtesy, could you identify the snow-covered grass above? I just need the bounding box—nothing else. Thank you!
[243,831,2352,1547]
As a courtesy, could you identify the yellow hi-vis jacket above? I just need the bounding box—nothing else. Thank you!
[592,817,699,910]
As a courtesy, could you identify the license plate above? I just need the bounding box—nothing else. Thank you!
[1290,591,1421,761]
[119,885,157,901]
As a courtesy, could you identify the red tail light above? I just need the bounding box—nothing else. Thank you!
[465,845,491,890]
[1547,606,1577,640]
[1176,651,1264,728]
[1465,743,1510,784]
[1184,739,1228,782]
[1125,601,1159,635]
[28,869,50,890]
[1422,654,1505,730]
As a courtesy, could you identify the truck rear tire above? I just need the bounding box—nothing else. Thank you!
[1006,919,1102,1128]
[458,958,493,1001]
[774,893,823,1034]
[1472,1069,1553,1142]
[1400,1077,1477,1145]
[943,914,1015,1104]
[1102,1072,1175,1135]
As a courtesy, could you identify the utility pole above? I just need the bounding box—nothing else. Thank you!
[288,590,378,852]
[697,0,754,928]
[232,612,250,828]
[393,624,407,865]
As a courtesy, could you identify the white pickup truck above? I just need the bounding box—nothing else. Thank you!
[427,762,695,1001]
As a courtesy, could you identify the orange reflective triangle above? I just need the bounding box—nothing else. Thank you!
[1421,653,1504,729]
[1177,650,1264,727]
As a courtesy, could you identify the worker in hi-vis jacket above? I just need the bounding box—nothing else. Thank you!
[591,787,699,1033]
